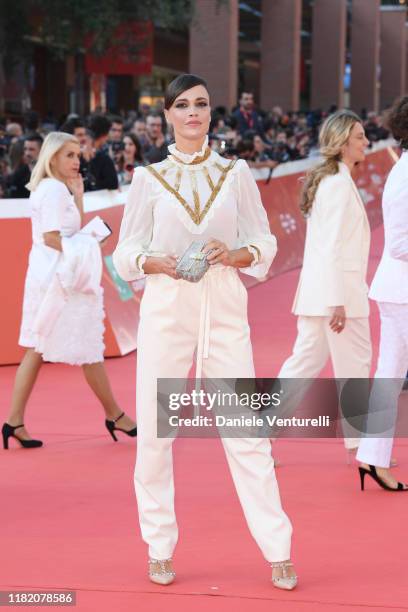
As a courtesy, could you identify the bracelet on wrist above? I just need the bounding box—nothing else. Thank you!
[136,253,147,273]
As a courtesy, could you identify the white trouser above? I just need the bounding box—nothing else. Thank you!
[135,268,292,562]
[278,316,372,449]
[357,302,408,467]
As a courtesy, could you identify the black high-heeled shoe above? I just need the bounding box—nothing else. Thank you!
[105,412,137,442]
[2,423,43,450]
[359,464,408,492]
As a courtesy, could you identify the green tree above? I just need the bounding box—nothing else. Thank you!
[0,0,229,113]
[0,0,199,113]
[0,0,196,71]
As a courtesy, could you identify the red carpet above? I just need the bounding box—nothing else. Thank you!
[1,225,407,612]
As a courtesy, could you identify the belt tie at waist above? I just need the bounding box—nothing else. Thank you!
[194,267,234,412]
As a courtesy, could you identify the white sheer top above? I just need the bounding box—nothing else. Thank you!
[113,138,277,281]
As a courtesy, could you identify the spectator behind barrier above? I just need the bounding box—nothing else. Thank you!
[61,118,97,192]
[87,115,118,191]
[6,122,23,143]
[108,116,124,144]
[7,134,43,199]
[108,116,125,174]
[132,118,148,146]
[60,117,88,147]
[233,91,264,136]
[364,111,390,144]
[117,133,144,186]
[144,113,168,163]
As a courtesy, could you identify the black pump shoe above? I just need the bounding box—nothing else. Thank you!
[105,412,137,442]
[2,423,43,450]
[359,464,408,492]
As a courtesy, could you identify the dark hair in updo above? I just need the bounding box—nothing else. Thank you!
[386,96,408,149]
[164,74,209,110]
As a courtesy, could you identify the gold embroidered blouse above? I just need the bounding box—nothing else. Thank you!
[112,138,277,282]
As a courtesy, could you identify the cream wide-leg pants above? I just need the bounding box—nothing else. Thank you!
[278,316,372,449]
[357,302,408,468]
[135,267,292,562]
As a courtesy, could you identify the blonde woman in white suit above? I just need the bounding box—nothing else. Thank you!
[357,97,408,491]
[278,111,371,451]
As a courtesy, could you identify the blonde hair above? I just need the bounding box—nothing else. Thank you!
[27,131,79,192]
[300,110,361,216]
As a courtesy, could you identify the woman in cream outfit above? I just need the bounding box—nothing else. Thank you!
[2,132,136,450]
[113,74,297,589]
[278,111,371,451]
[357,96,408,491]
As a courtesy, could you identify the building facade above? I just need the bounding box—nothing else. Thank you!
[2,0,408,118]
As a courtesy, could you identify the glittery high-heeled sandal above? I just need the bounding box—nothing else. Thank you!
[271,560,297,590]
[148,558,176,585]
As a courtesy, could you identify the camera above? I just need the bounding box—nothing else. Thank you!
[270,143,291,164]
[80,166,97,191]
[111,141,124,153]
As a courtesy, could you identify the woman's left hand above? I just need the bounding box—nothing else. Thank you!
[67,174,84,200]
[329,305,346,333]
[204,239,235,266]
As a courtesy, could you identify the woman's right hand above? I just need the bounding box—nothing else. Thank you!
[329,306,346,333]
[143,256,179,279]
[66,174,84,200]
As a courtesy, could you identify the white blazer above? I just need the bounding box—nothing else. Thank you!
[292,162,371,317]
[369,151,408,304]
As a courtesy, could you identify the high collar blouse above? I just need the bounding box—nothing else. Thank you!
[113,141,277,281]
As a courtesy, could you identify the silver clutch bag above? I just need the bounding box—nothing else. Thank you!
[176,240,212,282]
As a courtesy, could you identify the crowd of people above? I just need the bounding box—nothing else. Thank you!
[0,94,392,199]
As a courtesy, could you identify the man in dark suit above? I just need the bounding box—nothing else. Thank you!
[87,115,118,191]
[7,134,43,198]
[143,113,168,164]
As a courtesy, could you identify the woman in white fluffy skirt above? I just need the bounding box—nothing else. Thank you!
[2,132,136,450]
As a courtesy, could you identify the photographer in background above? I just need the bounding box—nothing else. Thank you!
[268,131,293,165]
[236,135,277,172]
[209,114,240,155]
[87,115,118,191]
